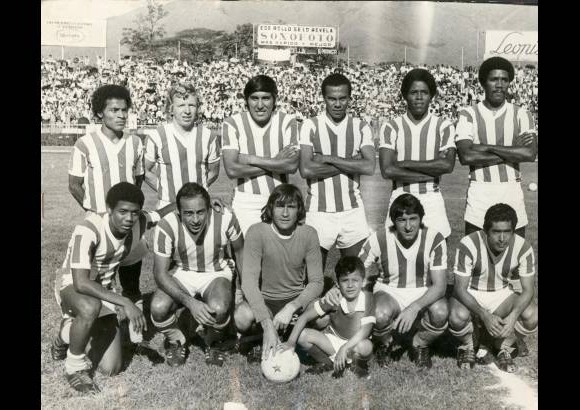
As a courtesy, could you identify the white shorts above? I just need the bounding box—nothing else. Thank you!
[173,267,232,298]
[55,270,117,319]
[324,327,351,363]
[232,191,270,237]
[373,283,428,311]
[467,286,514,314]
[465,181,528,229]
[306,207,370,250]
[386,189,451,238]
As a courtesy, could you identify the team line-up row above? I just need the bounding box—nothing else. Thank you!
[51,56,537,393]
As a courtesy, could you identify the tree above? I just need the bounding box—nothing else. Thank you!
[121,0,169,57]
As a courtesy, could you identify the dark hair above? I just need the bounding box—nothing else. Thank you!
[483,203,518,233]
[105,182,144,210]
[334,256,365,280]
[243,75,278,102]
[401,68,437,98]
[321,73,352,97]
[389,193,425,225]
[176,183,211,212]
[91,84,132,117]
[478,57,515,86]
[261,184,306,224]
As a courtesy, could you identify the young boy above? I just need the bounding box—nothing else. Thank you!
[279,256,375,378]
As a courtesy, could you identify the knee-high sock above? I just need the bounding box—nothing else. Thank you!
[413,318,448,348]
[203,316,231,347]
[373,323,393,346]
[152,314,186,345]
[449,322,474,349]
[497,321,537,352]
[65,349,90,374]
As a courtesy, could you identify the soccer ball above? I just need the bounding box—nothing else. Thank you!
[528,182,538,192]
[261,350,301,383]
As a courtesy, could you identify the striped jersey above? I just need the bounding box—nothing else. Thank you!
[144,122,220,204]
[359,226,447,288]
[455,101,536,183]
[68,129,144,213]
[153,209,242,273]
[454,231,535,292]
[379,113,455,194]
[57,211,160,291]
[222,111,298,196]
[300,114,374,212]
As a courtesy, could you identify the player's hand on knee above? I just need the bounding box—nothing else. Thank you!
[334,346,349,371]
[124,302,147,334]
[322,287,342,307]
[188,299,217,327]
[393,305,420,334]
[273,305,294,333]
[497,314,517,339]
[483,313,505,337]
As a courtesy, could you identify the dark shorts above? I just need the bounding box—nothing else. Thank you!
[264,297,302,317]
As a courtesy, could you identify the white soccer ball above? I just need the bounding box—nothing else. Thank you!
[528,182,538,192]
[261,349,300,383]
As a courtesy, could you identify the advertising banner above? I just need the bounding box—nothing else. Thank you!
[257,24,337,48]
[484,31,538,63]
[42,19,107,48]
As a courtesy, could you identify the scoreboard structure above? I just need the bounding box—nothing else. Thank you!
[253,24,339,63]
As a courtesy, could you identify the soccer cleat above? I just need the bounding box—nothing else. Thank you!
[204,347,226,367]
[457,347,475,369]
[374,343,393,368]
[65,369,100,394]
[134,341,164,365]
[497,349,517,373]
[51,334,68,361]
[246,345,262,364]
[352,358,370,379]
[475,347,494,365]
[514,338,529,358]
[305,362,335,375]
[411,346,432,369]
[164,341,188,367]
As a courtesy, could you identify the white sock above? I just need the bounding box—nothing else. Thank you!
[64,350,90,374]
[60,317,72,345]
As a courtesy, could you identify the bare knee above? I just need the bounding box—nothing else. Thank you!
[207,299,231,324]
[297,329,313,348]
[234,303,254,332]
[519,302,538,328]
[97,357,122,377]
[374,306,396,328]
[449,300,471,330]
[353,339,373,358]
[76,296,102,322]
[150,290,175,322]
[427,299,449,327]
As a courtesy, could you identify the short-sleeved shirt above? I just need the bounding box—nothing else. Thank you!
[144,122,220,204]
[314,291,375,340]
[56,211,160,290]
[68,129,144,213]
[299,113,374,212]
[153,208,241,273]
[358,226,447,288]
[222,111,298,196]
[379,113,455,194]
[454,231,535,292]
[454,101,536,183]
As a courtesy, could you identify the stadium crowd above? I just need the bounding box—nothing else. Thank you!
[41,55,538,129]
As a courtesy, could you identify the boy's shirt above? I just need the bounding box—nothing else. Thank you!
[314,291,375,340]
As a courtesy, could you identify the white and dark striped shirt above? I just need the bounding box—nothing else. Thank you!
[380,113,455,194]
[153,209,242,273]
[359,226,447,288]
[454,231,535,292]
[300,114,374,212]
[68,129,144,213]
[222,111,298,196]
[144,123,220,204]
[455,101,536,183]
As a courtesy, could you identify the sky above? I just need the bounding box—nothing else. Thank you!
[41,0,537,66]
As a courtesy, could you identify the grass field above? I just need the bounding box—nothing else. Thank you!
[41,149,538,410]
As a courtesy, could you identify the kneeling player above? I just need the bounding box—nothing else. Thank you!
[150,183,243,367]
[280,256,375,378]
[359,193,449,369]
[52,182,173,393]
[449,203,537,372]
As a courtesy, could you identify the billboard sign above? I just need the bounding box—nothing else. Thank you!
[484,31,538,63]
[42,19,107,48]
[257,24,337,48]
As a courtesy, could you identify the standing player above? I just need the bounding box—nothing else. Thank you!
[51,183,174,393]
[150,183,243,367]
[449,204,537,372]
[279,256,375,378]
[144,82,221,209]
[379,68,456,240]
[299,73,376,268]
[358,194,449,369]
[68,84,147,309]
[455,57,537,237]
[222,75,299,236]
[234,184,324,362]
